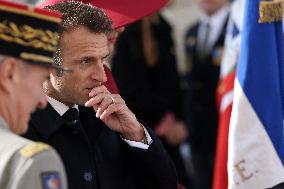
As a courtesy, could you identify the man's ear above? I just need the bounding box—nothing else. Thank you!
[0,58,18,93]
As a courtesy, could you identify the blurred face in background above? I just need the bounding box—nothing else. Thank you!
[196,0,228,15]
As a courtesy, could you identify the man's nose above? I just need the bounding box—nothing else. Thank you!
[91,63,107,83]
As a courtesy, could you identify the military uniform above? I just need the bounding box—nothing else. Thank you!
[0,117,67,189]
[0,1,68,189]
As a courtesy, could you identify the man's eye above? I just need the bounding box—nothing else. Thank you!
[82,57,92,64]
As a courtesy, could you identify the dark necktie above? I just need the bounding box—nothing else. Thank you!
[198,22,211,61]
[62,108,81,134]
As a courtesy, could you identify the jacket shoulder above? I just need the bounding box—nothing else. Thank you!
[0,134,67,189]
[13,142,67,189]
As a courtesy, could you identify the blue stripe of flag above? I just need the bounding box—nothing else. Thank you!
[237,0,284,162]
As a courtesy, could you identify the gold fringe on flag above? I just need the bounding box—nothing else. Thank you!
[259,0,284,23]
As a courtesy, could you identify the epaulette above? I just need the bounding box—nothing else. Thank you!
[20,142,51,158]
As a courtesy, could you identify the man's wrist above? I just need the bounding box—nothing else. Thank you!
[121,124,153,149]
[121,123,146,142]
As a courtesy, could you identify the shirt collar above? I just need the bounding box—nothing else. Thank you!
[197,4,229,50]
[47,96,79,116]
[201,4,230,27]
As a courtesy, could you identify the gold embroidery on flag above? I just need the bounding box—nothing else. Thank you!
[259,0,284,23]
[234,160,254,182]
[229,159,258,186]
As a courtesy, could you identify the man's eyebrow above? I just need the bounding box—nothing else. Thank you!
[75,55,93,61]
[103,53,110,59]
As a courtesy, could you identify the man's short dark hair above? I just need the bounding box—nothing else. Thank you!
[46,1,113,34]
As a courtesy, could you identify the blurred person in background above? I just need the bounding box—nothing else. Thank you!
[111,13,190,188]
[185,0,230,188]
[0,1,68,188]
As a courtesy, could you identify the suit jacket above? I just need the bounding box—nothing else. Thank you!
[23,104,178,189]
[269,183,284,189]
[185,17,228,154]
[0,117,67,189]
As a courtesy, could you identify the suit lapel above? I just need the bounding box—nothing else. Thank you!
[30,103,65,140]
[210,15,229,66]
[186,23,199,53]
[79,106,106,144]
[212,15,229,49]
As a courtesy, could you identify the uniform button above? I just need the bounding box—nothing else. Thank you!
[83,171,93,182]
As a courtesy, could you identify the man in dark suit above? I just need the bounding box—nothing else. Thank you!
[185,0,230,189]
[23,1,177,189]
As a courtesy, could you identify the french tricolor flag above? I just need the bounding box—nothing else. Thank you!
[228,0,284,188]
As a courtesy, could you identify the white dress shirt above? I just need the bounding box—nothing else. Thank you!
[197,5,230,53]
[47,96,152,150]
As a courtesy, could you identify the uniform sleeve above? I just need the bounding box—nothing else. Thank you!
[8,149,67,189]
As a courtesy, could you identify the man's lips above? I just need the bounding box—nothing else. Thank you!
[85,88,93,91]
[85,86,100,92]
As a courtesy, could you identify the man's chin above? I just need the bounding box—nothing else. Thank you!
[77,97,89,107]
